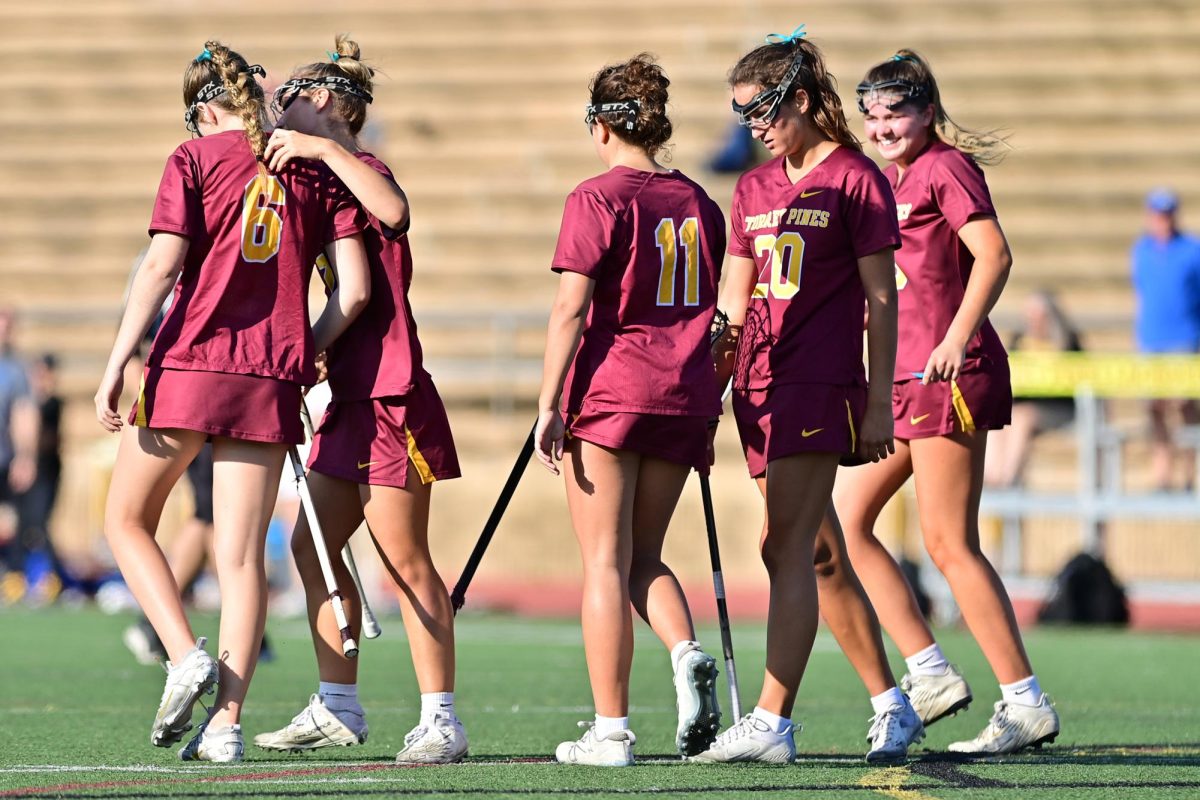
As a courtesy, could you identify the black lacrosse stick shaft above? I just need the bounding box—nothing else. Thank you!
[450,424,536,613]
[701,471,742,720]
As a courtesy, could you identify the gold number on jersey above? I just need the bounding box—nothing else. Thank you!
[655,217,700,307]
[241,175,286,263]
[752,232,805,300]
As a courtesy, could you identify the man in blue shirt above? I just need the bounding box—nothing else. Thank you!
[1131,188,1200,490]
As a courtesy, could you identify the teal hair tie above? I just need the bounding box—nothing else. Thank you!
[765,24,806,44]
[195,48,212,63]
[327,50,341,62]
[892,53,916,63]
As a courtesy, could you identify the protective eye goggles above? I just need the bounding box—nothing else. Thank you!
[584,100,640,132]
[271,75,374,122]
[855,78,930,114]
[184,64,265,135]
[731,49,806,129]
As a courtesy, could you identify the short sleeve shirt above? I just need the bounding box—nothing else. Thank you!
[147,131,366,385]
[886,140,1008,381]
[728,147,899,390]
[552,167,726,416]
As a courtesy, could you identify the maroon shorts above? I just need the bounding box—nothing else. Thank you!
[733,382,866,479]
[130,367,302,444]
[892,364,1012,440]
[307,379,460,488]
[567,409,710,473]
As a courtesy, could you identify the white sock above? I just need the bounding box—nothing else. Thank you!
[870,687,906,716]
[670,640,701,673]
[594,714,629,739]
[752,706,791,735]
[318,681,361,713]
[420,691,456,721]
[1000,675,1044,707]
[905,643,950,677]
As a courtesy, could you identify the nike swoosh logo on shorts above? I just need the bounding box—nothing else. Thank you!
[357,460,378,469]
[800,190,822,198]
[909,413,931,426]
[801,428,824,438]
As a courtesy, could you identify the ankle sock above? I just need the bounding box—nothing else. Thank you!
[420,691,456,721]
[870,686,906,716]
[752,706,791,735]
[1000,675,1044,707]
[318,682,361,713]
[594,714,629,739]
[905,643,950,677]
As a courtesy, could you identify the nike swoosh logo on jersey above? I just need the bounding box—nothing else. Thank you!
[909,413,931,426]
[357,460,379,469]
[800,189,822,198]
[801,428,824,438]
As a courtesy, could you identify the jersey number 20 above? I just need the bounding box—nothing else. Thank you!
[753,232,805,300]
[241,175,286,263]
[655,217,700,307]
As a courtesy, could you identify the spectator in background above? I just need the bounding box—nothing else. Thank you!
[1131,188,1200,491]
[16,353,67,604]
[0,307,40,603]
[985,291,1083,488]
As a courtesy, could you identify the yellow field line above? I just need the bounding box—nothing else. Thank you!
[859,766,939,800]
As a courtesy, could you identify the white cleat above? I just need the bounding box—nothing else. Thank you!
[673,647,721,757]
[179,723,244,763]
[901,664,973,726]
[395,712,469,764]
[253,694,367,752]
[555,721,636,767]
[865,698,925,764]
[151,637,219,747]
[689,714,797,764]
[948,696,1060,755]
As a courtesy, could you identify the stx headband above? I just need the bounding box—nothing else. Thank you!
[184,64,266,135]
[855,78,930,113]
[731,47,806,129]
[584,100,640,132]
[272,75,374,120]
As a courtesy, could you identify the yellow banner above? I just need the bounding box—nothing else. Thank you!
[1009,352,1200,398]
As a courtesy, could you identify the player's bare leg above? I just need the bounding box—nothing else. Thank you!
[563,438,637,719]
[362,478,454,693]
[983,402,1039,488]
[104,426,208,662]
[833,441,936,656]
[908,431,1032,684]
[205,437,287,731]
[290,471,364,685]
[755,452,839,718]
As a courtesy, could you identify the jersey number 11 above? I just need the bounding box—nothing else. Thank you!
[655,217,700,307]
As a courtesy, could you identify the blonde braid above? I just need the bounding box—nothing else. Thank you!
[206,40,267,157]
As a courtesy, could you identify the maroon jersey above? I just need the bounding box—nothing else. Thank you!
[318,152,426,401]
[552,166,725,416]
[728,147,899,390]
[147,130,365,384]
[887,140,1008,381]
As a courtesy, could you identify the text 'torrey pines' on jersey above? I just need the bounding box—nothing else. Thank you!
[148,130,365,385]
[552,166,726,417]
[728,147,899,390]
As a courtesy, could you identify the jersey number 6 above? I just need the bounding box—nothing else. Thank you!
[753,232,805,300]
[241,174,286,263]
[655,217,700,307]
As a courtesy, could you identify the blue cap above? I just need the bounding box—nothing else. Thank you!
[1146,188,1179,214]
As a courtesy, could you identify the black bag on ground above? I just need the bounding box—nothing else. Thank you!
[1037,552,1129,625]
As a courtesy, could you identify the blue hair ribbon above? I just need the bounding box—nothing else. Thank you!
[195,48,212,63]
[327,50,341,62]
[765,24,806,44]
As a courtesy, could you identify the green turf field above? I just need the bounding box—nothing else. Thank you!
[0,607,1196,798]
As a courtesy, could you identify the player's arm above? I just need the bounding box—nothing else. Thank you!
[535,271,595,474]
[7,394,38,492]
[858,246,898,461]
[924,216,1012,383]
[713,255,756,389]
[95,232,188,432]
[312,233,371,355]
[265,130,409,231]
